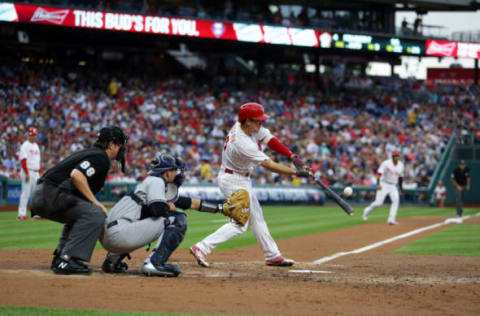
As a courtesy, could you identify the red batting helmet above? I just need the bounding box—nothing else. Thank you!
[28,127,38,136]
[392,150,400,157]
[238,103,270,122]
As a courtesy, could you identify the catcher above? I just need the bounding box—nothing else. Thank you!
[98,153,249,277]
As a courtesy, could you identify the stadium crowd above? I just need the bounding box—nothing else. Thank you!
[1,63,479,190]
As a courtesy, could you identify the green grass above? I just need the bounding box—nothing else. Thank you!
[0,205,478,251]
[395,224,480,256]
[0,306,208,316]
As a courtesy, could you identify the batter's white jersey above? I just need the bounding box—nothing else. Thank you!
[221,122,273,174]
[196,122,285,261]
[378,159,404,185]
[19,140,41,171]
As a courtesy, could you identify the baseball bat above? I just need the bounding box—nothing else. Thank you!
[310,173,354,216]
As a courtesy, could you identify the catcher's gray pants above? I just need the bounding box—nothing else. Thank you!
[30,182,105,262]
[100,216,167,254]
[455,186,465,217]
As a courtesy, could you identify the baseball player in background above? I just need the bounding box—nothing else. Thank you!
[190,102,310,267]
[100,153,231,277]
[17,127,41,220]
[362,150,404,225]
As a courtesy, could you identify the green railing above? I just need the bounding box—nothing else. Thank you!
[427,134,457,204]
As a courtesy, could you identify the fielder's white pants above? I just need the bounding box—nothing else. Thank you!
[363,182,399,223]
[18,170,39,217]
[195,171,281,261]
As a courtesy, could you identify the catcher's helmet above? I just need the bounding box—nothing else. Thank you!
[238,103,270,123]
[150,153,182,174]
[28,127,38,136]
[96,126,128,146]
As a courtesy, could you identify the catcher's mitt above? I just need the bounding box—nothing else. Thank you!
[222,189,250,225]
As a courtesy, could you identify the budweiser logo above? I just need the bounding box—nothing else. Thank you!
[31,7,69,24]
[426,41,457,57]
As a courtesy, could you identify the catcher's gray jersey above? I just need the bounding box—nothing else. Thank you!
[107,176,167,222]
[100,176,177,253]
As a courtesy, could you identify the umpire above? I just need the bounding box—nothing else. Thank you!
[31,126,128,275]
[451,160,471,217]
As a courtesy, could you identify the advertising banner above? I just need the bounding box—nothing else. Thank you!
[7,183,21,204]
[426,68,475,85]
[0,2,330,48]
[179,185,325,205]
[426,40,480,59]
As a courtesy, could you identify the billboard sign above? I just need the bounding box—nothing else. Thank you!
[426,40,480,59]
[0,2,331,48]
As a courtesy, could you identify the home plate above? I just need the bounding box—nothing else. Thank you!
[289,270,335,274]
[444,218,463,224]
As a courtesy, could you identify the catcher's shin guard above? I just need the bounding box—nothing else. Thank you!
[150,212,187,266]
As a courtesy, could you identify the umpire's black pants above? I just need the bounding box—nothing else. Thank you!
[31,182,105,262]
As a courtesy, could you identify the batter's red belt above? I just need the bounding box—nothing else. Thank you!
[224,168,250,177]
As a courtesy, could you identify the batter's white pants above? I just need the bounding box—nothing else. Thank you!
[195,171,281,261]
[18,170,39,217]
[363,182,399,223]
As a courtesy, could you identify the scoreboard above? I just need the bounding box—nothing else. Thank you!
[332,32,424,55]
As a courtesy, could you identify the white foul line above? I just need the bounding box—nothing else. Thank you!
[313,213,479,265]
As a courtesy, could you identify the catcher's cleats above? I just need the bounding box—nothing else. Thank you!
[101,253,131,273]
[141,261,181,277]
[222,189,250,225]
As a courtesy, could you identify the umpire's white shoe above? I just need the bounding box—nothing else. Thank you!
[141,261,181,277]
[189,245,209,267]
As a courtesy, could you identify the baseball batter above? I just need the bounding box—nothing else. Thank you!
[17,127,41,220]
[362,150,404,225]
[190,102,309,267]
[100,153,233,277]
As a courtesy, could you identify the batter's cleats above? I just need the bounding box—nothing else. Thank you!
[141,261,181,277]
[388,221,399,225]
[189,245,209,267]
[52,256,92,275]
[266,256,295,267]
[16,216,28,220]
[362,214,368,221]
[32,215,43,220]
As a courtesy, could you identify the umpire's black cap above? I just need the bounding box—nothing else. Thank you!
[96,126,128,146]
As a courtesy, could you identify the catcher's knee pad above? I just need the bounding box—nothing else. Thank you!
[151,212,187,265]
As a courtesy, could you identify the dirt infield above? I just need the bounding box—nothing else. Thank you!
[1,216,479,315]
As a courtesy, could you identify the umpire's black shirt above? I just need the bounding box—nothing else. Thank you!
[452,167,470,186]
[41,147,111,200]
